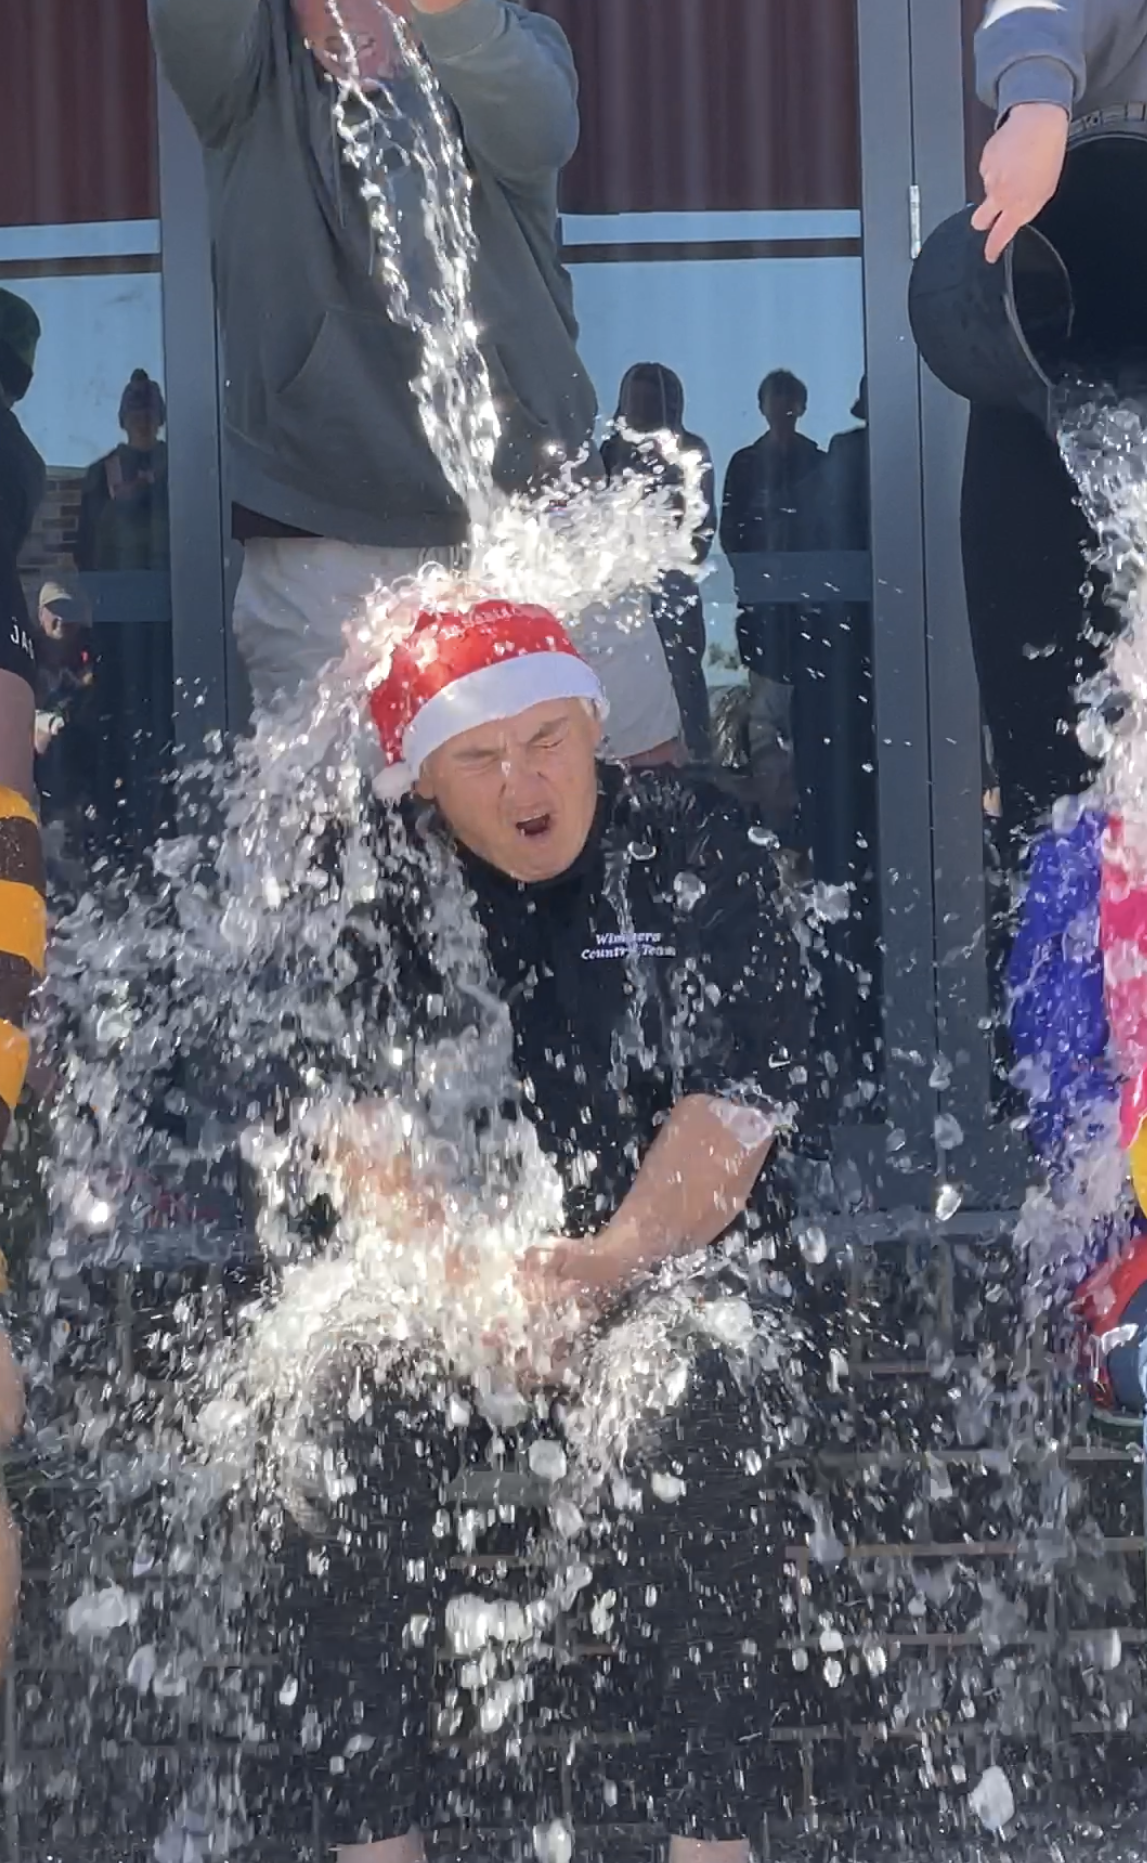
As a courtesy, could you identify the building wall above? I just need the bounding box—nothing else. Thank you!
[0,0,157,228]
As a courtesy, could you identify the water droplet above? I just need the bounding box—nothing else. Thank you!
[935,1181,963,1222]
[809,882,851,923]
[969,1765,1014,1833]
[533,1820,573,1863]
[551,1499,584,1539]
[651,1471,686,1502]
[528,1441,567,1482]
[862,1640,888,1677]
[673,871,707,910]
[126,1645,157,1693]
[934,1112,964,1151]
[798,1222,828,1264]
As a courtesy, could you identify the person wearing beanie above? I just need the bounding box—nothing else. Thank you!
[251,597,809,1862]
[74,368,169,575]
[148,0,599,712]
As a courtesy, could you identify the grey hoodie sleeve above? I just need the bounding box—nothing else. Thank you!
[975,0,1087,121]
[148,0,269,147]
[414,0,579,182]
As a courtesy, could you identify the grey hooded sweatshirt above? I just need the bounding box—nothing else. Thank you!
[977,0,1147,122]
[148,0,598,548]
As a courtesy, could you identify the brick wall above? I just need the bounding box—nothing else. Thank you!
[19,468,84,615]
[4,1210,1146,1861]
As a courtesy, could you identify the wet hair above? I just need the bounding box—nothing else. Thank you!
[757,369,808,414]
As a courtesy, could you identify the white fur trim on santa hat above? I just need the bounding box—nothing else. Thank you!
[401,650,607,782]
[372,762,416,802]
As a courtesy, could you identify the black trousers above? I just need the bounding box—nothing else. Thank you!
[245,1349,785,1848]
[961,403,1118,851]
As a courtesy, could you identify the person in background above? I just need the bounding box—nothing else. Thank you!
[720,369,822,842]
[960,0,1147,854]
[74,370,169,575]
[601,362,716,763]
[801,376,881,1096]
[71,368,174,864]
[0,287,45,1671]
[33,581,98,838]
[148,0,598,711]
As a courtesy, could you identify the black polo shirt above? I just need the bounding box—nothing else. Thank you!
[359,763,808,1240]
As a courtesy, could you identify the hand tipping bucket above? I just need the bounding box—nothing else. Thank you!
[909,105,1147,428]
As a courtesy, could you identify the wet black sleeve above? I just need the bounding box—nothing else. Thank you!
[667,785,809,1134]
[0,604,35,691]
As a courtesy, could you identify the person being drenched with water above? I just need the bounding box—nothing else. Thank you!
[147,0,600,714]
[254,597,809,1862]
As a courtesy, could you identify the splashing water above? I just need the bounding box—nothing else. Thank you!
[28,7,798,1848]
[35,8,1147,1849]
[326,0,500,515]
[1011,391,1147,1314]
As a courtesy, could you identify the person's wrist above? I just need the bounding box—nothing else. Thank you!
[1007,101,1070,118]
[592,1221,653,1293]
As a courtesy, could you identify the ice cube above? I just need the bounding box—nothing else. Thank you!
[969,1765,1014,1833]
[528,1441,567,1482]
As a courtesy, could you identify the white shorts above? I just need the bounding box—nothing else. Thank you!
[232,537,447,710]
[233,538,681,761]
[571,589,681,764]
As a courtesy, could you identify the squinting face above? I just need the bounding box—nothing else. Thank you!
[416,699,602,883]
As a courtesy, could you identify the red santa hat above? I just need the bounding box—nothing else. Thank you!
[369,599,607,797]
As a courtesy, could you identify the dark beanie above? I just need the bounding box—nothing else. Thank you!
[0,289,41,403]
[119,368,166,429]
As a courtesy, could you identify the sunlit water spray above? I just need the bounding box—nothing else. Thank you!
[31,4,1115,1844]
[30,5,802,1849]
[36,3,1147,1846]
[1011,392,1147,1314]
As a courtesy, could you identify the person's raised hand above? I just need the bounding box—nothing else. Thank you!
[972,102,1070,264]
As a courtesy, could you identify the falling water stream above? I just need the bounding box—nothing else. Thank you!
[20,5,1147,1858]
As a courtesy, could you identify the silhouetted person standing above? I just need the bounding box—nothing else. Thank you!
[75,369,169,576]
[602,363,716,762]
[720,369,822,839]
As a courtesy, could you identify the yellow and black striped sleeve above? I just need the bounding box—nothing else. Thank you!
[0,787,46,1150]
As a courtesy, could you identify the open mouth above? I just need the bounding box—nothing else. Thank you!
[516,812,553,841]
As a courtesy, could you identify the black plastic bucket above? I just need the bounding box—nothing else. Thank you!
[909,105,1147,425]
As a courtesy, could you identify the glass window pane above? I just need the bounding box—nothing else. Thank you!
[2,0,173,875]
[544,0,881,1121]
